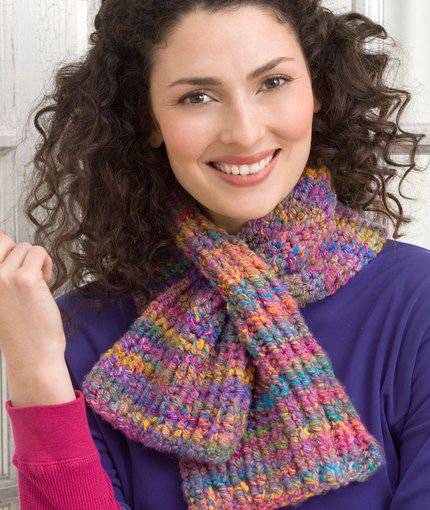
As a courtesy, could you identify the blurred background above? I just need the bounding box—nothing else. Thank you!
[0,1,429,507]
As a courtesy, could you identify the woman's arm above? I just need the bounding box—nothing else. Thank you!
[389,332,430,509]
[0,230,130,508]
[5,386,127,510]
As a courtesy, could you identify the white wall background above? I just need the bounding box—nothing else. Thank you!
[0,1,429,507]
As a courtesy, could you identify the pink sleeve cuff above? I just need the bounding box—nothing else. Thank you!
[5,389,98,464]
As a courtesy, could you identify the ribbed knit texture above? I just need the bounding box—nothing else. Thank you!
[14,454,119,510]
[83,166,388,509]
[6,390,121,510]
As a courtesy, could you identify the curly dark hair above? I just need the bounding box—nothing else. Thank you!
[22,0,427,329]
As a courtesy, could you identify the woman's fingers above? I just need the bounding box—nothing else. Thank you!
[21,245,53,285]
[0,242,33,270]
[0,233,52,284]
[0,230,16,263]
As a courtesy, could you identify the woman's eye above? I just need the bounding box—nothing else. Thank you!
[179,75,292,105]
[261,75,292,91]
[180,92,211,105]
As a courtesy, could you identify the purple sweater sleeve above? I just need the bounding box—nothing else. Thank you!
[5,389,124,510]
[389,330,430,509]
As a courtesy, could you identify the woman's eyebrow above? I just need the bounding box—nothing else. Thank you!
[167,56,295,88]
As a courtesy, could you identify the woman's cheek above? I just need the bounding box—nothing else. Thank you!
[277,94,316,139]
[165,118,212,160]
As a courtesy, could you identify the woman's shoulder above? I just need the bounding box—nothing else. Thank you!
[56,283,139,388]
[363,239,430,351]
[379,238,430,263]
[356,238,430,320]
[366,238,430,289]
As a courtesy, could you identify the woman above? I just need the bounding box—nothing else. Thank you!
[1,1,429,509]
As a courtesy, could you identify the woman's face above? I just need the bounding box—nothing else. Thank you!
[148,6,320,234]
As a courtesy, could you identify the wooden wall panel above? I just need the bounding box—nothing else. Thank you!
[0,2,101,505]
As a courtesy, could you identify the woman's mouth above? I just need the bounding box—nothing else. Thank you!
[206,149,281,188]
[208,149,280,176]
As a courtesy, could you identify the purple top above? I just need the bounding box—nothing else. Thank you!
[59,239,430,509]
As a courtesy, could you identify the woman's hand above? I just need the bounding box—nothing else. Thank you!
[0,229,75,406]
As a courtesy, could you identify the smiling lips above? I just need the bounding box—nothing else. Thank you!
[208,149,279,176]
[208,148,281,187]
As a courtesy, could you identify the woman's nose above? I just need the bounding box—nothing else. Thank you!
[218,100,266,148]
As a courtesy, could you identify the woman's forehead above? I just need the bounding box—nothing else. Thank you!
[150,6,301,75]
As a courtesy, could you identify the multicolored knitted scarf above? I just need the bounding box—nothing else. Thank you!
[83,165,388,510]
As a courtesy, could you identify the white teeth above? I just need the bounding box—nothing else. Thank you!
[212,151,276,175]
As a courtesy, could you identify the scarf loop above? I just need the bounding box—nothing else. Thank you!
[83,166,387,509]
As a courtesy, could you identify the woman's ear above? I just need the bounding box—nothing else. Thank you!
[313,97,321,114]
[147,129,164,148]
